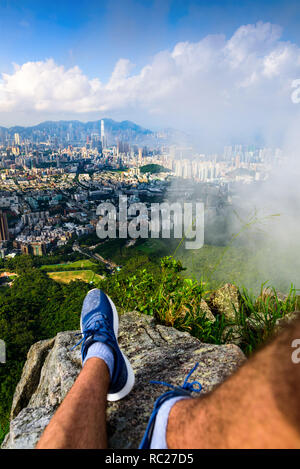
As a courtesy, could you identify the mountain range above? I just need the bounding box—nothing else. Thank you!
[0,119,182,146]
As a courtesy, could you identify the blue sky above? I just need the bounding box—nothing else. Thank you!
[1,0,300,149]
[1,0,300,81]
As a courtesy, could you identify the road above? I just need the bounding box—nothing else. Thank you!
[72,242,119,273]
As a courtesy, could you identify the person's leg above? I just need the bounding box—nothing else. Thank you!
[166,319,300,449]
[36,289,134,449]
[36,358,109,449]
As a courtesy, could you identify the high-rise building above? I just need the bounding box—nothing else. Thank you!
[101,120,106,149]
[138,148,143,163]
[14,133,20,146]
[0,211,9,241]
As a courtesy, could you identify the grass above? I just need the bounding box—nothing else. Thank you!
[136,238,176,257]
[1,249,299,445]
[0,420,9,446]
[68,260,96,268]
[234,284,300,355]
[92,237,178,267]
[41,259,96,270]
[99,254,300,357]
[91,233,300,296]
[153,277,298,355]
[48,270,102,284]
[175,242,300,294]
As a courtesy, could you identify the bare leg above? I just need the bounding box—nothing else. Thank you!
[36,358,110,449]
[167,320,300,449]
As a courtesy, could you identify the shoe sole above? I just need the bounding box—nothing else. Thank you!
[81,288,135,402]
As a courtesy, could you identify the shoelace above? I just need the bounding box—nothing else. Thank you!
[150,362,202,393]
[71,317,112,351]
[139,363,202,449]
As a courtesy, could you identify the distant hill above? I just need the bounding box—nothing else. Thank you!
[0,119,189,146]
[140,164,171,174]
[0,119,157,145]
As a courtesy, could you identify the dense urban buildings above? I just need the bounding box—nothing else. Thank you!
[0,119,285,258]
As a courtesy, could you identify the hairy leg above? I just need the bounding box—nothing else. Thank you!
[167,319,300,449]
[36,358,110,449]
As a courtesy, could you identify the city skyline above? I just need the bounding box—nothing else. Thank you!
[1,1,300,450]
[1,1,300,150]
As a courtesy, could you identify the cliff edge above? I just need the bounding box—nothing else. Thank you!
[2,311,246,449]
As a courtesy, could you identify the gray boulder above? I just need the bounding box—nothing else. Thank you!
[199,299,216,323]
[209,283,240,321]
[2,311,246,449]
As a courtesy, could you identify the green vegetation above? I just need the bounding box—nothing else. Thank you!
[98,256,299,354]
[0,235,299,445]
[140,163,170,174]
[48,270,103,284]
[0,421,9,445]
[175,240,300,294]
[94,238,129,260]
[0,266,90,444]
[41,259,97,271]
[0,250,83,271]
[78,232,100,247]
[94,237,176,265]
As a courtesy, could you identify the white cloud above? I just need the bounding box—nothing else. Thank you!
[1,21,300,146]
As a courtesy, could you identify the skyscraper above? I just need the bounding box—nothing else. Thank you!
[0,211,9,241]
[14,133,20,146]
[101,120,106,149]
[138,148,142,163]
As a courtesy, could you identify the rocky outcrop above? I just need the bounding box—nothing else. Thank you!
[246,310,300,334]
[199,299,215,323]
[257,287,288,304]
[10,338,55,420]
[2,311,246,449]
[209,283,240,321]
[274,310,300,332]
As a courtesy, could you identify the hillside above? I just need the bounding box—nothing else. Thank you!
[0,248,299,445]
[0,119,154,144]
[2,312,246,449]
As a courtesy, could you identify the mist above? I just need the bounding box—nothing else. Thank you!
[166,122,300,293]
[232,142,300,292]
[1,15,300,291]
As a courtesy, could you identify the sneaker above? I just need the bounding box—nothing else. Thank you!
[74,288,135,402]
[139,363,202,449]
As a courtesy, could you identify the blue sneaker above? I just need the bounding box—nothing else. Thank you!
[139,363,202,449]
[74,288,135,402]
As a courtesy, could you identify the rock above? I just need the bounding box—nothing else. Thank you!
[245,314,266,332]
[274,311,300,334]
[209,283,240,321]
[221,325,244,346]
[276,292,288,302]
[199,299,215,323]
[259,287,275,300]
[256,288,288,309]
[2,311,246,449]
[10,338,55,420]
[246,311,300,334]
[245,311,274,331]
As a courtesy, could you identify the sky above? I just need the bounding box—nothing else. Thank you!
[1,0,300,149]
